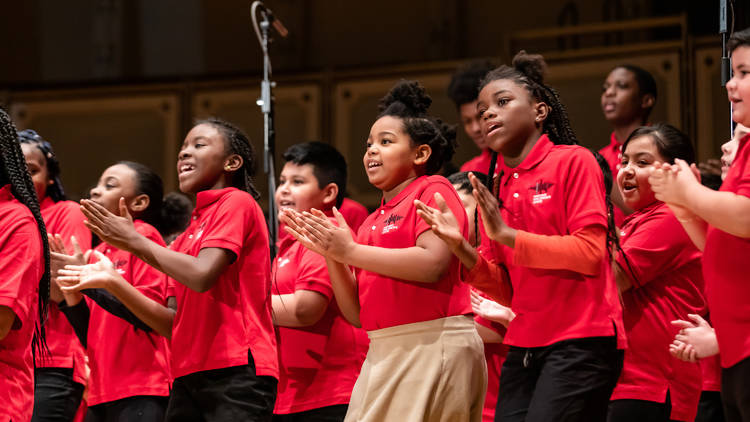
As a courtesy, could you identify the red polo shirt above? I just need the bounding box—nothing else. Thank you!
[488,134,625,348]
[0,184,43,422]
[170,187,278,379]
[86,220,170,406]
[39,197,90,385]
[599,132,626,226]
[703,133,750,368]
[355,175,471,331]
[272,231,367,414]
[339,198,369,233]
[612,202,706,421]
[460,149,500,177]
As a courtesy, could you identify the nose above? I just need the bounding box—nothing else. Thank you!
[90,186,100,198]
[603,85,615,97]
[178,148,192,161]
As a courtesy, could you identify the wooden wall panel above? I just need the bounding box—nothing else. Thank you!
[694,46,733,162]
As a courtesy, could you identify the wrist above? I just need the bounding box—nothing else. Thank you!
[499,227,517,248]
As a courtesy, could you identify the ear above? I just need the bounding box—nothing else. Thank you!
[129,193,150,214]
[223,154,244,172]
[413,144,432,166]
[640,94,655,112]
[533,102,549,126]
[321,182,339,208]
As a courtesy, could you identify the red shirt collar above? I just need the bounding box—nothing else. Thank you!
[0,184,12,201]
[194,187,238,212]
[379,175,428,208]
[500,134,553,172]
[622,200,663,226]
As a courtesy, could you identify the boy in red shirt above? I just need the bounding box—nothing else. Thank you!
[0,109,50,422]
[272,142,367,421]
[649,27,750,422]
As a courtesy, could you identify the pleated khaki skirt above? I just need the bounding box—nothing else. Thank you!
[345,315,487,422]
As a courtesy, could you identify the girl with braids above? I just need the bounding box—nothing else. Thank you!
[54,161,172,421]
[600,64,657,225]
[20,129,90,422]
[608,123,706,422]
[282,80,486,422]
[62,118,278,421]
[416,51,625,421]
[0,109,50,422]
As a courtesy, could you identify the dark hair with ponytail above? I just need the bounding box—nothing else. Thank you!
[479,51,578,146]
[18,129,66,202]
[195,118,260,199]
[622,123,695,165]
[377,80,457,175]
[0,109,50,361]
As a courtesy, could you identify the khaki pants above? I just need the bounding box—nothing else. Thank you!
[345,315,487,422]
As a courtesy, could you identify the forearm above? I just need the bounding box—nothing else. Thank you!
[272,292,327,328]
[678,218,708,251]
[104,278,174,338]
[0,307,14,341]
[325,258,361,327]
[684,187,750,238]
[343,243,449,283]
[452,238,479,271]
[463,255,513,306]
[58,300,89,347]
[614,261,633,292]
[512,226,606,276]
[475,322,503,344]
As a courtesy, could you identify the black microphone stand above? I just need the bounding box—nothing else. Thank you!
[252,1,278,259]
[720,0,734,136]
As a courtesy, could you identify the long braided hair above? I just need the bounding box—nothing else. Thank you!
[196,118,260,199]
[0,109,50,360]
[480,51,619,255]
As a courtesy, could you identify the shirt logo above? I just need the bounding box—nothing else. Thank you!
[196,222,206,240]
[382,214,403,234]
[278,257,290,268]
[113,259,127,275]
[529,180,554,204]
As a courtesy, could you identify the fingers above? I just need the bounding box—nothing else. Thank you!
[118,197,131,219]
[671,319,695,329]
[92,250,113,266]
[70,236,83,257]
[331,207,350,229]
[434,192,450,214]
[687,313,709,327]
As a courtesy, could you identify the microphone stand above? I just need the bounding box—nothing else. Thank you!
[252,1,278,259]
[720,0,734,136]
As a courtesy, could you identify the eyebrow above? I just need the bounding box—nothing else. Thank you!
[377,131,396,137]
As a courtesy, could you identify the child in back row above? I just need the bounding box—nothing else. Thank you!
[19,129,90,422]
[649,27,750,422]
[60,118,279,421]
[271,141,367,421]
[0,109,50,422]
[282,80,486,421]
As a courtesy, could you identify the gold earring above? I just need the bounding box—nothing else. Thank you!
[224,165,231,171]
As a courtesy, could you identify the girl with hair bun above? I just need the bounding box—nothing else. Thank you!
[19,129,91,422]
[416,51,625,421]
[282,80,487,422]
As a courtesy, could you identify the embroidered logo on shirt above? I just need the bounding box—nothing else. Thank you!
[529,180,554,204]
[112,259,127,275]
[195,222,206,240]
[278,257,290,268]
[382,214,403,234]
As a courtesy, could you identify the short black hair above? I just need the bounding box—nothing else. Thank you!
[447,171,487,195]
[729,27,750,53]
[611,64,657,121]
[447,60,496,108]
[282,142,347,207]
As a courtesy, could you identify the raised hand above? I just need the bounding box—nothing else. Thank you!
[670,314,719,360]
[470,289,515,327]
[469,172,513,246]
[648,159,700,208]
[280,208,327,256]
[57,250,120,294]
[80,197,139,252]
[414,192,464,252]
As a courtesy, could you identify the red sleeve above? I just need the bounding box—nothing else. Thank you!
[513,226,607,276]
[462,252,512,306]
[55,202,92,251]
[733,136,750,197]
[0,218,42,324]
[130,225,168,304]
[564,149,608,232]
[415,181,467,238]
[294,247,333,300]
[615,208,698,288]
[200,191,256,258]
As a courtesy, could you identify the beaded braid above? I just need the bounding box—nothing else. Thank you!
[196,118,261,200]
[0,109,50,361]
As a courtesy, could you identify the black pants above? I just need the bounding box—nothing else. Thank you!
[272,404,348,422]
[721,356,750,422]
[495,336,624,422]
[608,392,679,422]
[165,352,277,422]
[85,395,168,422]
[31,368,84,422]
[696,391,726,422]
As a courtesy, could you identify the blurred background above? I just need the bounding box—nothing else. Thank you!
[1,0,747,209]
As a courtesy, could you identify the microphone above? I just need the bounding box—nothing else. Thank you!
[254,2,289,38]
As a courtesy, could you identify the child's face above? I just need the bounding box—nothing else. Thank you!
[275,162,331,217]
[177,123,230,194]
[364,115,421,192]
[477,79,540,157]
[727,46,750,127]
[459,100,486,150]
[617,135,665,211]
[720,124,748,180]
[453,184,478,245]
[21,143,50,202]
[89,164,138,215]
[601,67,643,126]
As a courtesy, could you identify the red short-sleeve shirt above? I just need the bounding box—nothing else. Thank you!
[460,149,500,177]
[39,197,90,384]
[85,220,171,405]
[0,185,43,422]
[487,134,625,348]
[271,233,367,414]
[703,133,750,368]
[355,175,472,331]
[612,202,706,421]
[339,198,369,233]
[169,187,278,379]
[599,132,626,226]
